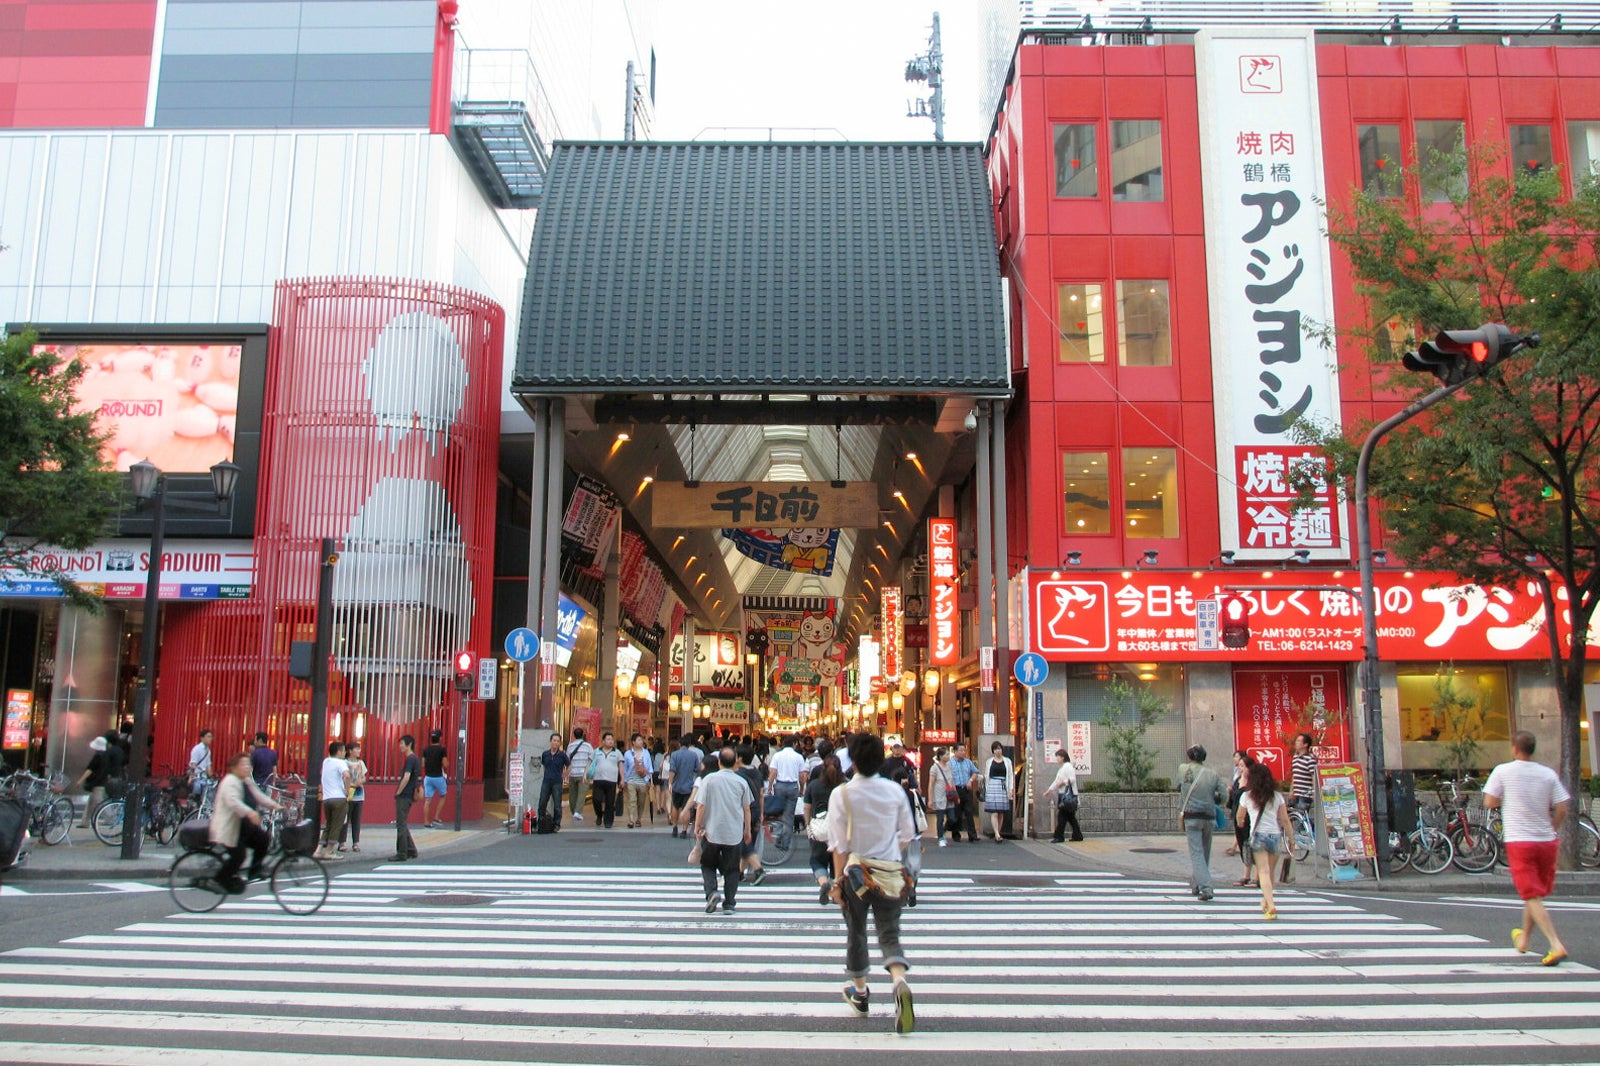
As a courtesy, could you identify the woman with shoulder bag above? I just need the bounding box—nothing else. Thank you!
[803,743,843,905]
[1239,761,1293,920]
[827,733,917,1035]
[1042,747,1084,843]
[927,748,955,848]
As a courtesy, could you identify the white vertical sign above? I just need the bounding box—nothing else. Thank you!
[1196,29,1347,562]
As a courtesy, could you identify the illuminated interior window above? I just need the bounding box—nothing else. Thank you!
[1116,280,1170,367]
[1057,283,1105,364]
[1061,451,1110,535]
[1122,448,1178,539]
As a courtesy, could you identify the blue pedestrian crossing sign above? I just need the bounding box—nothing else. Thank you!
[1013,652,1049,687]
[504,627,539,663]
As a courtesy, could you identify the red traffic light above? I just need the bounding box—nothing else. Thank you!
[1468,341,1488,362]
[1220,594,1251,650]
[455,650,474,673]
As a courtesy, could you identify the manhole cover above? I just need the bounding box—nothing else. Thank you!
[1128,847,1176,854]
[403,894,497,906]
[968,875,1059,888]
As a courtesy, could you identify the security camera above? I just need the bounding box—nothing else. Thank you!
[963,410,978,432]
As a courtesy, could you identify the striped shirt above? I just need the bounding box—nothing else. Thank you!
[1484,758,1570,844]
[1291,752,1318,800]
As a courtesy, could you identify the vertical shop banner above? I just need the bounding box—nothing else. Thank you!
[572,706,602,743]
[3,690,32,749]
[561,474,620,577]
[857,636,881,704]
[1196,29,1346,560]
[882,587,903,683]
[1318,764,1376,862]
[1232,666,1350,776]
[1067,721,1092,775]
[928,518,959,665]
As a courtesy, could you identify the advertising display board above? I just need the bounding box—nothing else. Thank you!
[0,539,253,600]
[1233,666,1349,774]
[1028,569,1597,662]
[3,690,32,749]
[929,518,959,666]
[1317,763,1376,862]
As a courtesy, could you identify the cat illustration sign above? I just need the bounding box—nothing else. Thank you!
[1031,579,1111,655]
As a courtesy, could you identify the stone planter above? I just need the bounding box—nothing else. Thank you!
[1073,791,1182,835]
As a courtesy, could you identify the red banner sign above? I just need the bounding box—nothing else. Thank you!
[882,587,902,683]
[1232,666,1349,775]
[1028,569,1594,662]
[929,519,959,666]
[922,729,957,744]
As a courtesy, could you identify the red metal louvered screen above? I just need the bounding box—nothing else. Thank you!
[157,278,505,820]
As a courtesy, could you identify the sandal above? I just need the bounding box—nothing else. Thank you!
[352,844,360,852]
[1512,928,1530,954]
[1542,950,1568,967]
[1233,877,1253,887]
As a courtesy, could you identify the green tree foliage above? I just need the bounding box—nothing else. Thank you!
[0,328,120,602]
[1431,668,1483,784]
[1097,677,1169,792]
[1299,142,1598,864]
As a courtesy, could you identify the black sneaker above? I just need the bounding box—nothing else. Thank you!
[749,868,766,887]
[388,854,409,862]
[893,979,915,1035]
[722,905,736,915]
[705,893,722,914]
[842,984,869,1017]
[818,879,832,905]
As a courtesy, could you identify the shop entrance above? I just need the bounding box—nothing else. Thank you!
[505,140,1013,765]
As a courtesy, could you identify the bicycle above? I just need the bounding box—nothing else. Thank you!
[1386,820,1455,875]
[0,770,74,846]
[760,807,796,866]
[91,776,186,847]
[167,816,328,915]
[1286,803,1314,864]
[1436,778,1501,874]
[1484,808,1600,870]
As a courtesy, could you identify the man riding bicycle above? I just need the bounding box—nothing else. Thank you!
[210,751,282,894]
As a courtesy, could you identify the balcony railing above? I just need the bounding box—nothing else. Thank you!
[450,43,559,209]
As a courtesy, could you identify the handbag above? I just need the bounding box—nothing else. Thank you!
[806,808,829,842]
[1056,778,1079,812]
[1213,803,1229,831]
[840,787,913,904]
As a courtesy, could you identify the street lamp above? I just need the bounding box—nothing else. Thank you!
[122,458,240,859]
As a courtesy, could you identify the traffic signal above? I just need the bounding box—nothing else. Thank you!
[1403,323,1532,386]
[454,650,474,693]
[1220,595,1251,650]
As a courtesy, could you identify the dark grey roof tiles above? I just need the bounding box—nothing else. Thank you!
[514,141,1007,394]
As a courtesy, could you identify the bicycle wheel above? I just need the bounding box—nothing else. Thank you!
[1450,824,1499,873]
[152,798,179,846]
[92,799,125,846]
[1288,810,1312,863]
[41,798,74,845]
[761,819,795,867]
[271,853,329,915]
[1386,831,1414,873]
[1576,818,1600,869]
[168,849,227,913]
[1408,827,1455,875]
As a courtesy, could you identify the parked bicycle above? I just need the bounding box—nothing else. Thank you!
[1436,777,1502,874]
[167,816,328,915]
[0,770,73,846]
[1386,820,1455,875]
[91,775,189,847]
[1484,808,1600,870]
[1286,804,1314,864]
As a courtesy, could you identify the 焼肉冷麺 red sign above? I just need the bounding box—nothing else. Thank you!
[1232,666,1349,776]
[1027,569,1596,662]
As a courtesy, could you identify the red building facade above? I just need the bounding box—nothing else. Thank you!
[991,36,1600,781]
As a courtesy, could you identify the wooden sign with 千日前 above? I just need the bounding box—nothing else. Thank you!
[651,481,879,529]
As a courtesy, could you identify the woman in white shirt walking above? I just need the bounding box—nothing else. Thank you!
[827,733,916,1035]
[1238,762,1293,920]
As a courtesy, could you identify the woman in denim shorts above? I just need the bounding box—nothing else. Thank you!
[1238,762,1293,920]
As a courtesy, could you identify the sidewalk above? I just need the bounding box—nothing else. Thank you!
[2,818,505,883]
[1015,832,1600,897]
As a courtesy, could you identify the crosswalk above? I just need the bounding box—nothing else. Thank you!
[0,862,1597,1062]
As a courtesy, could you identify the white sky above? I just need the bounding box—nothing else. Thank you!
[650,1,990,143]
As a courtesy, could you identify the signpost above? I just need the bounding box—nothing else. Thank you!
[1013,653,1050,840]
[505,627,538,745]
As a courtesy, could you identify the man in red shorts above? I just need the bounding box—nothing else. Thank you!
[1483,730,1570,966]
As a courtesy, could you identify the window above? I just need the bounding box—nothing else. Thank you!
[1396,664,1512,773]
[1054,123,1098,197]
[1510,124,1552,176]
[1414,120,1465,201]
[1374,314,1412,362]
[1111,120,1163,201]
[1123,448,1178,538]
[1568,121,1600,182]
[1062,451,1110,534]
[1065,663,1188,786]
[1116,280,1171,367]
[1358,124,1402,195]
[1057,283,1105,363]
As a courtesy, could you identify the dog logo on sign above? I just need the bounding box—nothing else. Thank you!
[1032,580,1111,655]
[1239,55,1282,93]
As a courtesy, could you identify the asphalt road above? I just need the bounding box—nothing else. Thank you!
[1,821,1598,1064]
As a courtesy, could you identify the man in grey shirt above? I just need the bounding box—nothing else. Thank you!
[694,747,754,915]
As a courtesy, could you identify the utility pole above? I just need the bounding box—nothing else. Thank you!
[904,11,944,142]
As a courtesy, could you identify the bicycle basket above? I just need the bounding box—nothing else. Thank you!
[280,818,318,855]
[177,817,211,851]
